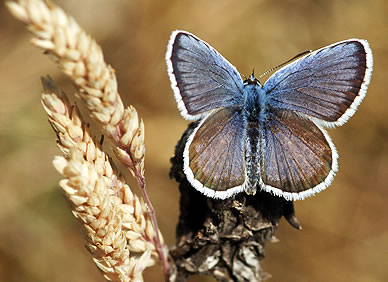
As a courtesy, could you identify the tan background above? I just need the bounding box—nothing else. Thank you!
[1,0,387,281]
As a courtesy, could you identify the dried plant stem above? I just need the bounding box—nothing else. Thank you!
[6,0,168,277]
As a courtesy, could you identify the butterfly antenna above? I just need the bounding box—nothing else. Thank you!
[258,49,312,79]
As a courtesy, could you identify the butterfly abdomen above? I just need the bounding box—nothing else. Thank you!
[245,121,261,195]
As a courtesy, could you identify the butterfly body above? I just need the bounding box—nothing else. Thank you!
[166,30,373,201]
[242,77,265,194]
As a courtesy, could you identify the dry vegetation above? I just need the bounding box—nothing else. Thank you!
[7,0,168,280]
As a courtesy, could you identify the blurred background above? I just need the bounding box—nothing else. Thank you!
[0,0,387,281]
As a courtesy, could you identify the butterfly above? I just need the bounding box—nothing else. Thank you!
[165,30,373,201]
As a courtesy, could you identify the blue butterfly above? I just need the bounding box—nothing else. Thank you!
[166,31,373,201]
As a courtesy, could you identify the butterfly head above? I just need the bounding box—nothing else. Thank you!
[243,70,261,86]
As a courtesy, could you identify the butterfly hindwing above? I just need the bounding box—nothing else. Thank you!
[166,31,244,120]
[184,106,247,199]
[263,39,373,127]
[259,109,337,200]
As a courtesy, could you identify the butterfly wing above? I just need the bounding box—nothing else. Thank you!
[166,31,244,120]
[263,39,373,127]
[259,109,337,201]
[184,106,247,199]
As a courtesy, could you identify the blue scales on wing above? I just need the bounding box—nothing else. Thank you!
[167,31,244,119]
[263,40,371,127]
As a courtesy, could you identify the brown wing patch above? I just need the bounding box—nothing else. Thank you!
[260,109,333,193]
[188,106,246,191]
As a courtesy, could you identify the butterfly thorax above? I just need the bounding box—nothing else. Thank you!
[243,82,266,122]
[243,82,266,195]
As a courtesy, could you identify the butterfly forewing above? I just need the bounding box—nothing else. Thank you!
[184,106,247,199]
[166,31,244,120]
[263,40,372,127]
[259,109,337,200]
